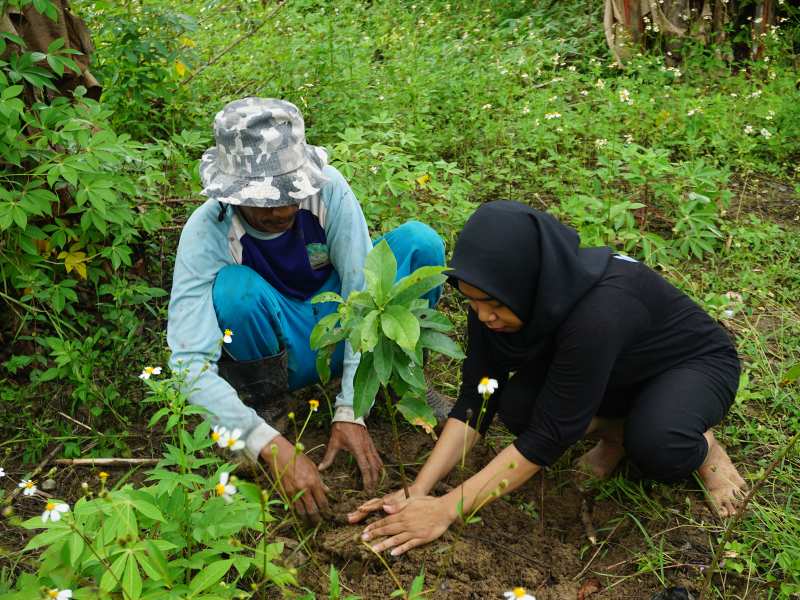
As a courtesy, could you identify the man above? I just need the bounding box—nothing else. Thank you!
[167,98,448,521]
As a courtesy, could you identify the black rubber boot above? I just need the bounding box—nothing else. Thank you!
[217,349,292,425]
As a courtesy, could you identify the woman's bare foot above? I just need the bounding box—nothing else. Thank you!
[576,439,627,481]
[698,431,746,518]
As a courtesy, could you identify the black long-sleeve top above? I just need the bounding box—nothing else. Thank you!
[449,257,739,467]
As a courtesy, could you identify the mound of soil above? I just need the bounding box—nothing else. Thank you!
[295,420,710,600]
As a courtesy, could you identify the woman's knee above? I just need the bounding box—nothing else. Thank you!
[624,425,707,482]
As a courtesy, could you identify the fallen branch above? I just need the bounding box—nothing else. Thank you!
[54,458,159,466]
[699,428,800,599]
[180,1,286,87]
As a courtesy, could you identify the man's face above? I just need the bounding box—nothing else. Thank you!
[238,204,300,234]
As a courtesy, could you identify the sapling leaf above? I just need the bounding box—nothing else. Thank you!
[389,265,447,305]
[396,359,426,391]
[419,330,465,359]
[311,291,344,304]
[316,345,333,384]
[310,312,340,349]
[413,308,453,332]
[360,309,381,352]
[353,353,379,419]
[364,240,397,303]
[373,336,392,386]
[381,304,420,350]
[396,393,436,434]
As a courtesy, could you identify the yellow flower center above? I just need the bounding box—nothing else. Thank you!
[211,432,220,441]
[144,367,154,375]
[48,591,59,599]
[309,399,319,411]
[99,472,109,480]
[25,481,34,489]
[224,329,232,336]
[480,377,490,386]
[215,483,226,496]
[226,438,236,447]
[513,588,526,598]
[45,502,56,511]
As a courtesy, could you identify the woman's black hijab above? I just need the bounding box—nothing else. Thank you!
[448,200,612,366]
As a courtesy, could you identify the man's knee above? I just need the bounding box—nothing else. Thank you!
[213,265,268,324]
[400,220,445,266]
[624,425,706,483]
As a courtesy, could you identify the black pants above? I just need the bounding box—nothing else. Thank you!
[497,356,739,482]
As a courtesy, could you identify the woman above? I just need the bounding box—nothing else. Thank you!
[347,200,746,556]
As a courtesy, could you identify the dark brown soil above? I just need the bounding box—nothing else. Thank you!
[292,417,721,600]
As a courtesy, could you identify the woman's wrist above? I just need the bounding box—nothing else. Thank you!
[439,490,465,523]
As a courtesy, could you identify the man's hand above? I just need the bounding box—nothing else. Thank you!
[261,435,329,523]
[318,421,383,491]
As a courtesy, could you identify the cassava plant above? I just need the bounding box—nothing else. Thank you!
[310,240,464,496]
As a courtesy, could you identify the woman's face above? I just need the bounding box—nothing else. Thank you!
[457,281,523,333]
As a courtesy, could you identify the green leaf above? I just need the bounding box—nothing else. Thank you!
[359,309,381,352]
[312,291,344,304]
[188,559,233,594]
[129,489,164,522]
[364,240,397,303]
[1,85,23,100]
[101,552,129,592]
[412,308,453,332]
[310,311,340,346]
[352,352,379,419]
[329,564,341,600]
[22,525,70,551]
[373,336,392,386]
[316,345,333,384]
[396,394,437,436]
[123,553,143,600]
[144,540,172,586]
[389,265,447,305]
[381,305,420,351]
[419,330,465,360]
[395,358,426,391]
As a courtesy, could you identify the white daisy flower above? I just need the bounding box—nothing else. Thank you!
[744,125,754,135]
[139,366,162,380]
[42,501,70,523]
[544,112,561,120]
[618,88,633,104]
[594,138,608,148]
[760,128,772,139]
[0,467,5,478]
[46,590,72,600]
[222,329,233,344]
[18,479,37,496]
[211,425,228,445]
[219,428,245,451]
[477,377,499,397]
[215,472,237,503]
[504,588,536,600]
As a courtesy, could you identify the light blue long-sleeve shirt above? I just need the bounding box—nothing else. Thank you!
[167,165,371,459]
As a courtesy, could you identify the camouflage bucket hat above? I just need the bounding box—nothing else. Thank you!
[199,97,329,207]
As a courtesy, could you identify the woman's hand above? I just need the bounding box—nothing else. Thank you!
[358,495,456,556]
[346,485,424,524]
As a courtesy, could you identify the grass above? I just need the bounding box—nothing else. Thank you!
[1,0,799,598]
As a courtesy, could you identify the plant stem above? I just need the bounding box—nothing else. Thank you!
[699,428,800,599]
[384,387,409,499]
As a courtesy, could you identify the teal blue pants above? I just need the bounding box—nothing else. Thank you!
[212,221,444,391]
